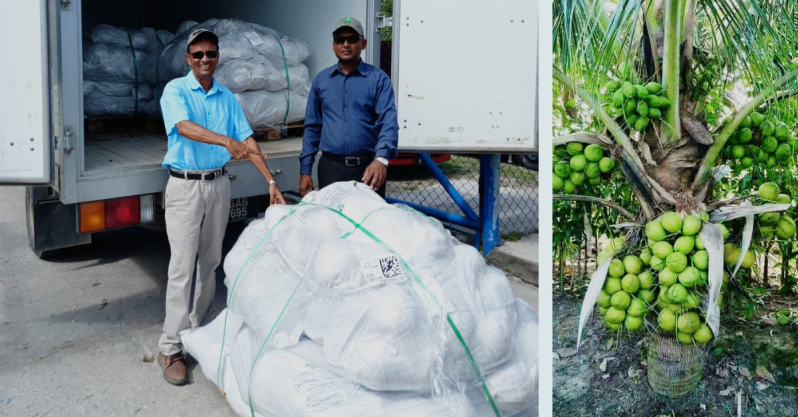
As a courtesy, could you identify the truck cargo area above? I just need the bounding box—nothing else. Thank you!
[83,130,303,174]
[78,0,377,176]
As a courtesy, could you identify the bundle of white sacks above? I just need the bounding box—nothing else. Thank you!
[145,19,311,126]
[82,25,163,117]
[84,19,310,126]
[181,182,538,416]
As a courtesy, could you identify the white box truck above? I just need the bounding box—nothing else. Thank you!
[0,0,537,257]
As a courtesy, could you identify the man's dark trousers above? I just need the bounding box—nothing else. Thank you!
[318,154,386,198]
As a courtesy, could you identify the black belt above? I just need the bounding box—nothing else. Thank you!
[322,152,375,167]
[168,168,227,181]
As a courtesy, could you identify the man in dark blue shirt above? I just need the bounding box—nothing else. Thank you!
[298,17,399,198]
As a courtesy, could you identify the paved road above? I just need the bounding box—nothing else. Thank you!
[0,186,537,417]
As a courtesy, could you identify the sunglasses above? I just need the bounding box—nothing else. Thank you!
[333,35,362,45]
[190,50,219,60]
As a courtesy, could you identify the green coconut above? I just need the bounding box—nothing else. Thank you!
[639,289,657,303]
[658,308,677,332]
[732,145,746,159]
[667,303,686,315]
[759,182,780,202]
[682,291,701,310]
[626,298,647,317]
[759,212,780,226]
[570,154,588,172]
[682,215,702,236]
[763,136,779,153]
[606,307,626,325]
[741,250,756,269]
[646,221,668,242]
[621,81,635,98]
[635,85,650,99]
[666,252,688,273]
[695,236,705,250]
[775,122,790,140]
[668,283,689,304]
[660,212,683,233]
[604,277,623,295]
[777,194,792,205]
[598,157,616,173]
[625,315,644,331]
[724,244,741,268]
[639,248,653,266]
[585,163,601,179]
[674,236,695,255]
[584,144,604,162]
[596,290,612,308]
[623,256,644,275]
[570,172,586,186]
[566,142,584,156]
[605,320,621,330]
[762,121,776,137]
[638,271,655,290]
[693,324,713,345]
[563,180,576,194]
[692,250,709,270]
[767,155,778,168]
[717,224,730,239]
[776,143,792,160]
[609,259,626,278]
[588,177,601,186]
[610,291,632,309]
[677,311,701,334]
[552,175,564,192]
[678,267,699,288]
[776,215,797,239]
[677,332,694,344]
[621,274,640,293]
[599,306,609,317]
[659,268,678,287]
[613,90,625,108]
[650,256,666,271]
[751,112,765,126]
[740,116,752,128]
[652,241,674,259]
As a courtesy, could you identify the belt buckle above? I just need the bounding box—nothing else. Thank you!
[201,171,211,181]
[345,156,359,167]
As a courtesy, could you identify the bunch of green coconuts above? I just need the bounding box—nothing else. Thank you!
[553,142,616,194]
[605,63,672,132]
[721,112,796,170]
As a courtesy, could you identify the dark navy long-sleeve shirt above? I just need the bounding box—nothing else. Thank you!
[299,60,399,175]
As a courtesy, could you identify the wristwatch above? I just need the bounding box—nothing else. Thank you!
[268,180,277,186]
[375,157,389,166]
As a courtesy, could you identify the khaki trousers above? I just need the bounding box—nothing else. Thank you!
[159,174,231,356]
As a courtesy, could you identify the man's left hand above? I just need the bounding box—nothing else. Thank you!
[362,160,388,191]
[270,184,286,205]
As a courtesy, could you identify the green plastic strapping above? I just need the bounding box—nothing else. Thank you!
[219,201,500,417]
[276,38,291,125]
[126,33,139,115]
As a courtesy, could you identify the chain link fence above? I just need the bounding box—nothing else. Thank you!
[380,40,538,237]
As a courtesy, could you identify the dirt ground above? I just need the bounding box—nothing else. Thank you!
[553,293,798,417]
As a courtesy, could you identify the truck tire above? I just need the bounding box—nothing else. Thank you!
[517,154,538,171]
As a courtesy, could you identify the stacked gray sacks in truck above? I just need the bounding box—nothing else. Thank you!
[144,19,311,127]
[83,25,174,117]
[180,182,539,417]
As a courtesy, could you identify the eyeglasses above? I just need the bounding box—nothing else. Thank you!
[333,35,362,45]
[190,50,219,60]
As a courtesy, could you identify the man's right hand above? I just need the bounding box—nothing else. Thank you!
[299,174,314,197]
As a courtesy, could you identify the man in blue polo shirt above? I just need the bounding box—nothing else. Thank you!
[298,17,399,198]
[157,29,286,385]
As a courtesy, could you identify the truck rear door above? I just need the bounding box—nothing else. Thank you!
[392,0,537,153]
[0,0,52,184]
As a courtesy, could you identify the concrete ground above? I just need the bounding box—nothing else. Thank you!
[0,186,537,417]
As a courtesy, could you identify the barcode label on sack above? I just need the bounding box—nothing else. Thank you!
[293,366,367,411]
[362,255,406,284]
[244,32,265,46]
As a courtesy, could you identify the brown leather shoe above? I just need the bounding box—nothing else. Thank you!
[159,352,188,386]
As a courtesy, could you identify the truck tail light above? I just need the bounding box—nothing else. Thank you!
[79,195,154,233]
[105,197,140,229]
[80,201,105,233]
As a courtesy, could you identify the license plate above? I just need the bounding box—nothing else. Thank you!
[229,197,258,222]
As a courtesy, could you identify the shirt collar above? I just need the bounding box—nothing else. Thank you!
[331,59,369,77]
[186,71,221,95]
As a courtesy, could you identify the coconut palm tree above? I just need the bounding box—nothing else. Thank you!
[553,0,798,219]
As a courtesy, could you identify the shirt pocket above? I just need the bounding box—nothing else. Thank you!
[352,86,377,123]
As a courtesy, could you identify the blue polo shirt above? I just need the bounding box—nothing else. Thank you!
[160,72,253,171]
[299,60,399,175]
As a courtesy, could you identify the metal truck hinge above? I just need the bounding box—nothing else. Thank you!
[56,126,74,154]
[61,0,71,11]
[377,15,393,30]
